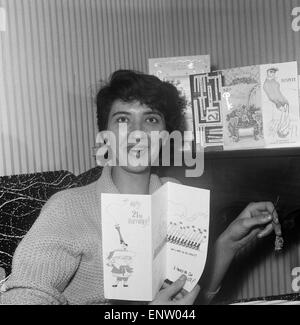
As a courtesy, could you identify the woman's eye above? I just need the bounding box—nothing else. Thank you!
[116,116,129,123]
[146,116,159,124]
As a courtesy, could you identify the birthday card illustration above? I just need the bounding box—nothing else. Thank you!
[101,182,210,301]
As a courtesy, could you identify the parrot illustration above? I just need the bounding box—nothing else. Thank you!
[263,67,290,138]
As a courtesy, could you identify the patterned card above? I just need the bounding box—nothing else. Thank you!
[190,72,223,146]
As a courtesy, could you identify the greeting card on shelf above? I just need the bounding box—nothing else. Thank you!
[148,55,210,141]
[261,62,300,148]
[221,64,265,150]
[101,182,210,301]
[221,61,300,150]
[190,71,224,147]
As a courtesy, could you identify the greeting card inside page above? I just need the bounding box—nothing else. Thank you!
[164,182,210,292]
[101,193,153,301]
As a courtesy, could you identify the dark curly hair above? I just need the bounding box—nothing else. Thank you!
[96,69,186,133]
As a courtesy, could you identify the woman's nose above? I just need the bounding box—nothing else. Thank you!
[129,130,144,144]
[127,121,148,144]
[130,119,144,132]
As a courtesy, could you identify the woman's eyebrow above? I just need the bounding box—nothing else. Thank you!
[144,110,163,116]
[111,111,131,117]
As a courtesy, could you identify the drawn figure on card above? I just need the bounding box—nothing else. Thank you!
[106,224,135,288]
[263,67,290,138]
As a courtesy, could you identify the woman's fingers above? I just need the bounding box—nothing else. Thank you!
[160,277,199,304]
[251,210,269,218]
[173,290,186,301]
[241,214,273,231]
[248,201,275,214]
[161,281,187,301]
[238,228,261,247]
[248,201,282,239]
[161,281,169,290]
[153,276,200,305]
[257,223,273,238]
[238,202,278,221]
[240,202,280,233]
[180,284,200,305]
[160,275,186,300]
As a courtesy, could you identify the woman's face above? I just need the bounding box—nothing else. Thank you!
[106,99,166,173]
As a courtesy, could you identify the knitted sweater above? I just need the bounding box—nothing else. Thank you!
[0,167,178,305]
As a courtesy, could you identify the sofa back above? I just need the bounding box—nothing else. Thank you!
[0,167,102,277]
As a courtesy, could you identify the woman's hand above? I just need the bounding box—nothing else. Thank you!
[218,201,278,256]
[149,275,200,305]
[198,201,279,302]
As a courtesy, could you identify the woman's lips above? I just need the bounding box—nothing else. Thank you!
[127,146,148,159]
[127,145,148,152]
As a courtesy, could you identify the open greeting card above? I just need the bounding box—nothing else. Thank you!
[101,182,210,301]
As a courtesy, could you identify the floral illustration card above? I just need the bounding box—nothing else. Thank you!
[221,83,265,150]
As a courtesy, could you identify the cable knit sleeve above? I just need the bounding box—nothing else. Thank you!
[0,191,82,305]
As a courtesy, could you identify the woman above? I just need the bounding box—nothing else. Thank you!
[0,70,280,305]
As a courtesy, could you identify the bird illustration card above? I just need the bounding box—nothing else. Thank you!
[260,61,300,148]
[149,55,211,141]
[101,182,210,301]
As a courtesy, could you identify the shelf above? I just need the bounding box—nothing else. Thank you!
[203,147,300,160]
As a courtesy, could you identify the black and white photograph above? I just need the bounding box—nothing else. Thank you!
[0,0,300,309]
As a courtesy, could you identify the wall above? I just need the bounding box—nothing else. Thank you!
[0,0,170,176]
[165,0,300,70]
